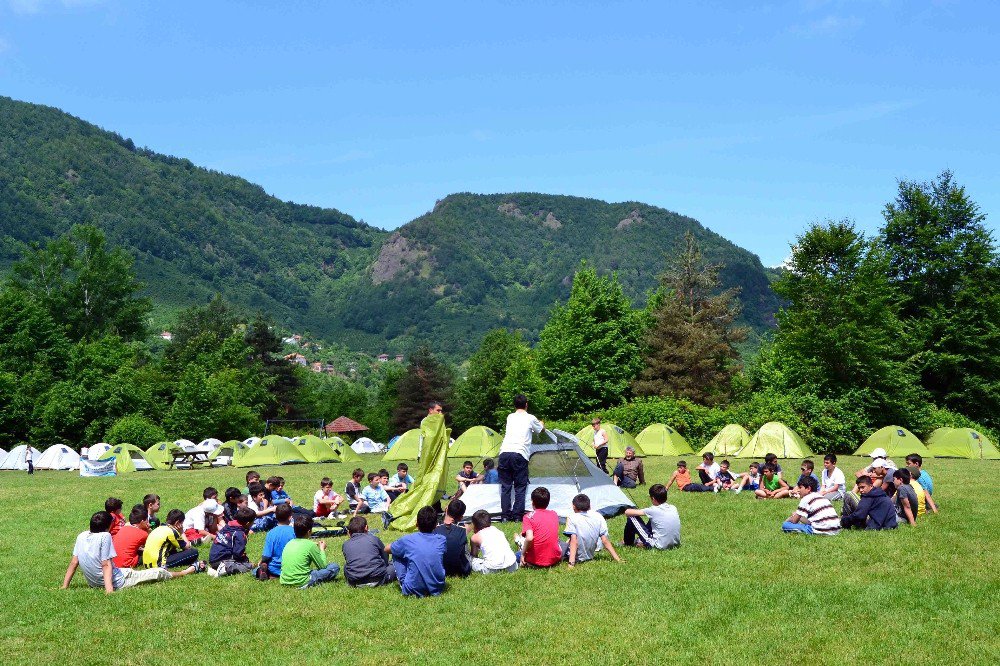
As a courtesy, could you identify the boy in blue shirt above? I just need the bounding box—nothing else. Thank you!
[482,458,499,484]
[387,506,447,597]
[385,463,414,501]
[266,476,313,516]
[905,454,934,495]
[355,472,391,514]
[258,504,294,579]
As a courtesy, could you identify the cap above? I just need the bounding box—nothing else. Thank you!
[869,448,887,459]
[203,499,224,515]
[870,459,886,469]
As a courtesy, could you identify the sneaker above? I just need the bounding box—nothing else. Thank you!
[207,565,220,578]
[382,512,394,529]
[734,488,742,494]
[713,485,720,493]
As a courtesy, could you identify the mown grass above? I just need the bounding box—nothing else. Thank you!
[2,455,998,666]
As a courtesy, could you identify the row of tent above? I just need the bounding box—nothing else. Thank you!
[376,421,1000,463]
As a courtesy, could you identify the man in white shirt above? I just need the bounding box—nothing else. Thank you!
[820,453,847,501]
[591,418,610,473]
[497,394,543,522]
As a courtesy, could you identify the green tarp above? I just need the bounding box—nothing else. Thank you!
[635,423,694,456]
[853,426,931,458]
[383,428,421,461]
[699,424,751,456]
[576,423,644,458]
[926,427,1000,459]
[387,414,450,532]
[734,422,812,459]
[448,425,502,459]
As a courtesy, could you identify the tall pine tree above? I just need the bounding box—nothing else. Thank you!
[391,345,454,433]
[632,232,746,405]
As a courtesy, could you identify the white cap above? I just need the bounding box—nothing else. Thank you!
[870,459,886,469]
[869,447,887,458]
[202,499,225,515]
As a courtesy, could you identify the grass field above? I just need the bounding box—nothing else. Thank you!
[3,455,999,666]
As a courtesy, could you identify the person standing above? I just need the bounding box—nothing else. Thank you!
[26,446,33,475]
[591,418,609,474]
[497,394,543,522]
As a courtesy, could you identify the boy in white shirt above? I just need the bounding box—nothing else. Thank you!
[820,454,847,501]
[564,494,622,567]
[313,477,344,519]
[622,484,681,549]
[469,510,518,574]
[497,394,544,522]
[183,491,225,546]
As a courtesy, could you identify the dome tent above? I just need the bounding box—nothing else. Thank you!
[98,443,154,473]
[209,440,241,466]
[1,445,43,470]
[854,426,931,458]
[700,425,751,456]
[734,422,812,459]
[328,437,362,463]
[37,445,81,470]
[351,437,384,454]
[448,426,503,459]
[383,429,422,461]
[293,435,338,463]
[926,427,1000,459]
[576,423,644,458]
[232,435,307,468]
[635,424,694,456]
[87,443,112,460]
[145,441,183,470]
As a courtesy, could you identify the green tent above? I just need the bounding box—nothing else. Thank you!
[383,428,422,461]
[327,437,363,463]
[853,426,931,458]
[448,426,502,459]
[232,435,307,468]
[208,440,241,466]
[145,441,182,470]
[926,427,1000,459]
[293,435,338,463]
[734,422,811,459]
[699,424,751,456]
[99,443,154,473]
[635,423,693,456]
[388,414,451,532]
[576,423,644,458]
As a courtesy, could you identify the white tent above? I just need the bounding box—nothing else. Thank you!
[242,436,261,447]
[351,437,385,454]
[0,445,43,471]
[37,445,82,470]
[88,443,112,460]
[174,439,198,451]
[198,438,223,451]
[0,448,7,460]
[459,429,635,520]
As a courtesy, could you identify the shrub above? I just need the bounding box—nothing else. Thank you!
[105,414,167,449]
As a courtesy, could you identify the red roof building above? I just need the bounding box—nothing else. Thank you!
[325,416,369,434]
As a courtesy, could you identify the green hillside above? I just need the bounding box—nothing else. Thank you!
[1,96,779,356]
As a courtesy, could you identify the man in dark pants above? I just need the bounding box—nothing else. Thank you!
[497,394,544,522]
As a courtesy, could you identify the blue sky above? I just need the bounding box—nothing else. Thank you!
[1,0,997,265]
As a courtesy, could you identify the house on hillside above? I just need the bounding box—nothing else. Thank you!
[310,362,323,373]
[394,354,404,362]
[284,353,308,366]
[160,331,173,341]
[377,353,389,362]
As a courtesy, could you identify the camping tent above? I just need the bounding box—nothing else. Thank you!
[88,443,112,460]
[197,438,223,452]
[1,445,43,470]
[209,440,240,466]
[293,435,338,463]
[98,443,154,473]
[36,445,81,470]
[383,429,422,461]
[351,437,384,454]
[145,441,183,470]
[448,426,502,459]
[734,422,812,459]
[241,437,261,447]
[329,437,362,463]
[174,439,198,451]
[854,426,931,458]
[460,429,636,520]
[700,424,751,456]
[635,424,694,456]
[232,435,307,468]
[926,427,1000,459]
[575,424,644,458]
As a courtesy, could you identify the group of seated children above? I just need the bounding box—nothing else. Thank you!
[451,458,498,499]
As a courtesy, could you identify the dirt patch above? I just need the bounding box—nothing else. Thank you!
[542,212,562,230]
[497,202,527,220]
[370,233,433,285]
[615,209,643,231]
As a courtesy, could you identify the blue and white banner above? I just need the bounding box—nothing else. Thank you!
[80,458,117,477]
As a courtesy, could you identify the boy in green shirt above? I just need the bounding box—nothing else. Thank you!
[279,515,341,589]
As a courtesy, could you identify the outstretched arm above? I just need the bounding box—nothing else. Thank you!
[61,556,79,589]
[601,535,622,562]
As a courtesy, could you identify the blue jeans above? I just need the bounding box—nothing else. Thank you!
[781,521,815,534]
[498,452,530,521]
[304,563,340,588]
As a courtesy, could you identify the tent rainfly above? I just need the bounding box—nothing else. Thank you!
[98,443,154,473]
[146,441,183,470]
[1,445,43,470]
[328,437,362,463]
[854,426,931,458]
[635,424,694,456]
[448,426,502,459]
[293,435,339,463]
[351,437,384,454]
[575,423,644,458]
[37,445,81,470]
[383,429,422,461]
[734,422,812,459]
[926,427,1000,459]
[700,424,752,456]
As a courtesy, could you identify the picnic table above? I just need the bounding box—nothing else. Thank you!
[168,451,213,469]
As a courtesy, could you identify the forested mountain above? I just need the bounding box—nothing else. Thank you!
[1,96,779,357]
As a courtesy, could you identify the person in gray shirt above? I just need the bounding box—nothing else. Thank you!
[342,516,396,587]
[622,484,681,549]
[892,469,919,526]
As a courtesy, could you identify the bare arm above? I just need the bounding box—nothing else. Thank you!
[600,535,622,562]
[925,490,938,513]
[902,499,916,526]
[101,559,115,594]
[61,556,79,589]
[522,529,534,550]
[567,535,578,566]
[623,508,645,518]
[665,472,677,491]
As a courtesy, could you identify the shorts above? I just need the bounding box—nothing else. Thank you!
[118,567,171,589]
[184,528,202,542]
[315,504,331,518]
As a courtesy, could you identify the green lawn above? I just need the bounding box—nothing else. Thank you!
[3,455,998,666]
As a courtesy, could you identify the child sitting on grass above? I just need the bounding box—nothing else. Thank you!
[105,497,125,536]
[516,487,563,568]
[346,468,367,513]
[622,484,681,549]
[387,506,447,597]
[343,516,396,587]
[356,472,391,516]
[712,460,737,493]
[112,505,150,569]
[267,476,313,516]
[790,460,818,499]
[142,509,201,569]
[243,471,261,495]
[209,507,257,577]
[481,458,499,484]
[453,460,480,499]
[755,464,790,499]
[62,511,202,594]
[259,503,295,579]
[665,460,711,493]
[222,487,245,523]
[434,499,472,577]
[313,477,344,519]
[470,510,518,574]
[280,515,341,589]
[781,476,840,536]
[385,463,413,501]
[247,483,277,532]
[183,489,224,546]
[733,462,762,494]
[143,493,161,529]
[564,493,622,567]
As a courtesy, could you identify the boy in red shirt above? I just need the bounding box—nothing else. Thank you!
[112,505,150,568]
[516,487,563,568]
[106,497,125,536]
